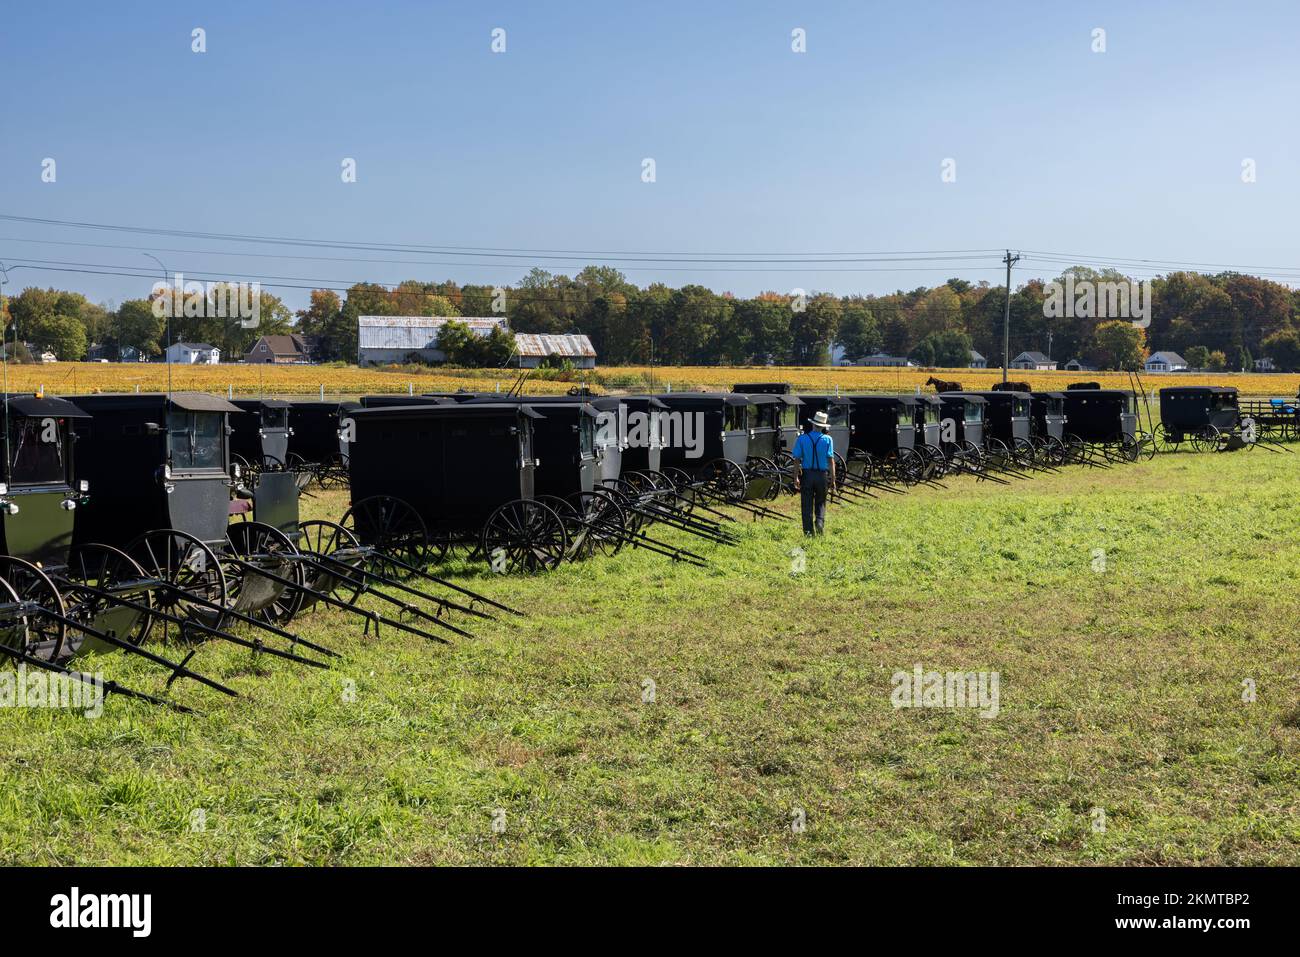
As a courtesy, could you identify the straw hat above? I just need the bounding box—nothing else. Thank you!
[807,410,831,430]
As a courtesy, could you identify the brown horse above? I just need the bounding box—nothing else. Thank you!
[991,381,1032,392]
[926,375,963,393]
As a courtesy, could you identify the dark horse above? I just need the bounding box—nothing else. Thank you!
[926,375,963,393]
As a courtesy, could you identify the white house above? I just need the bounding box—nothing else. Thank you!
[856,352,914,367]
[357,315,509,365]
[165,342,221,364]
[968,349,987,369]
[1144,350,1187,372]
[1010,351,1057,371]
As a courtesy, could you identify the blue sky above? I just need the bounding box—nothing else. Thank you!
[2,0,1297,311]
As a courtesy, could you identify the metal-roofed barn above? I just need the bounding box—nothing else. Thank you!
[357,315,510,365]
[513,333,597,369]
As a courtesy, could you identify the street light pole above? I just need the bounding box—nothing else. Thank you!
[143,253,171,397]
[1001,249,1021,384]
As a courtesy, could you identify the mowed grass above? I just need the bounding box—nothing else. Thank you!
[1,450,1298,865]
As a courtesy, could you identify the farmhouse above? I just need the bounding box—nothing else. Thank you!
[245,333,314,364]
[165,342,221,364]
[1010,351,1057,371]
[357,315,509,365]
[1144,350,1187,372]
[968,349,987,369]
[1064,358,1098,372]
[513,333,597,369]
[856,352,914,367]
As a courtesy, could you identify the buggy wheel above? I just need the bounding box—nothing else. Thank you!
[127,529,230,638]
[341,495,438,577]
[1012,437,1036,467]
[845,448,873,486]
[567,490,626,558]
[536,495,587,561]
[1114,433,1140,463]
[1043,435,1068,465]
[297,519,366,608]
[890,448,923,485]
[1191,425,1220,453]
[481,499,568,574]
[286,452,314,491]
[703,458,748,503]
[0,557,67,663]
[64,543,156,649]
[226,521,305,625]
[1153,423,1181,452]
[660,467,698,513]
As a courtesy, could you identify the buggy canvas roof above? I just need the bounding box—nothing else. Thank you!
[1161,386,1238,395]
[231,398,293,410]
[69,391,241,414]
[351,401,546,419]
[738,393,786,406]
[2,394,89,418]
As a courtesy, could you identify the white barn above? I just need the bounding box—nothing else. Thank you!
[357,316,508,365]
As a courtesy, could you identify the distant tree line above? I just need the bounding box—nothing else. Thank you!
[5,264,1298,371]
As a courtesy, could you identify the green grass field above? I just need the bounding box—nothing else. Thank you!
[2,449,1298,865]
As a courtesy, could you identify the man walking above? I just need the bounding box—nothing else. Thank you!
[791,410,836,536]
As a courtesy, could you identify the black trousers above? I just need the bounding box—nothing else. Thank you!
[800,470,828,535]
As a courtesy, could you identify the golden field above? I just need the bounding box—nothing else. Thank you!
[3,361,1297,399]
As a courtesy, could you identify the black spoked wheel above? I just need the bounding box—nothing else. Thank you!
[127,529,229,639]
[890,448,924,485]
[341,495,437,578]
[1191,425,1220,453]
[297,519,367,608]
[0,557,67,663]
[64,543,156,650]
[481,499,569,574]
[226,521,304,625]
[845,448,873,487]
[703,458,748,503]
[567,489,627,558]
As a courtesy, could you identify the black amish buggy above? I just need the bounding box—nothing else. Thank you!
[843,394,932,485]
[910,394,948,476]
[285,399,358,488]
[733,392,801,495]
[731,383,803,468]
[0,392,262,711]
[228,398,293,479]
[453,393,723,565]
[1029,392,1070,463]
[935,393,1003,480]
[1156,386,1249,452]
[347,401,550,571]
[942,391,1046,474]
[1061,385,1146,461]
[648,393,784,517]
[68,392,454,665]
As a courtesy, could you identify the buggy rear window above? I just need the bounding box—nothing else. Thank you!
[964,404,983,423]
[725,406,747,431]
[262,406,288,429]
[167,411,225,471]
[7,417,67,485]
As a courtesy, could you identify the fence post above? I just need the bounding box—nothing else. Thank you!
[228,384,233,399]
[408,382,413,395]
[320,384,325,400]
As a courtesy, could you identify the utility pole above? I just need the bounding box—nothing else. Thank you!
[1046,329,1053,362]
[1001,249,1020,383]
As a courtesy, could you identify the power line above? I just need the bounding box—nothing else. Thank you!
[0,213,1003,265]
